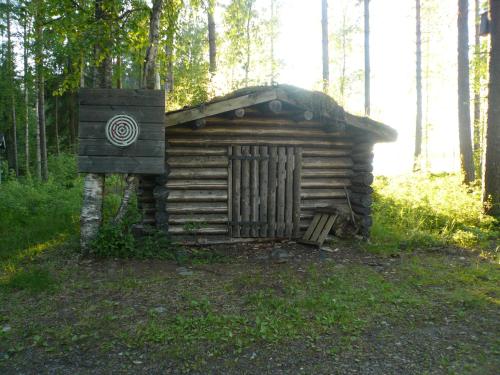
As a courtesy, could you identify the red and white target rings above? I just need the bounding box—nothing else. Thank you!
[105,114,140,147]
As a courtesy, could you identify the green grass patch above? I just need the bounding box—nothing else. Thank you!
[1,267,56,293]
[370,173,499,255]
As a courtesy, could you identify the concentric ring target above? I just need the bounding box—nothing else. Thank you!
[105,114,140,147]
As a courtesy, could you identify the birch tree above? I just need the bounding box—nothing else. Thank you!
[321,0,329,92]
[414,0,423,171]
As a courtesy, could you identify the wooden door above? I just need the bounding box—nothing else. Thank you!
[229,145,302,238]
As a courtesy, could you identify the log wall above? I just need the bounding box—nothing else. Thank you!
[138,112,378,242]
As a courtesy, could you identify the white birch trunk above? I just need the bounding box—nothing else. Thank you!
[80,173,105,254]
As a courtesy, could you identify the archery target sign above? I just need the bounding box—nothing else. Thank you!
[78,88,165,174]
[105,114,140,147]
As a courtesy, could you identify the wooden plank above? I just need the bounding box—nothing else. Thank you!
[285,146,294,238]
[164,90,278,126]
[166,146,227,156]
[302,169,354,178]
[205,117,324,127]
[167,156,228,168]
[168,214,228,224]
[302,157,354,169]
[79,106,164,123]
[166,179,227,190]
[167,190,227,202]
[292,147,302,238]
[303,213,321,240]
[276,147,286,237]
[241,146,251,237]
[78,139,164,157]
[250,145,259,237]
[301,189,347,199]
[301,199,349,210]
[259,146,269,237]
[227,146,233,238]
[316,214,338,246]
[79,122,164,140]
[301,177,352,189]
[310,214,329,242]
[79,88,165,107]
[167,136,353,148]
[166,202,227,214]
[168,225,228,235]
[78,156,164,174]
[168,168,227,179]
[268,146,278,237]
[232,146,242,237]
[302,148,351,157]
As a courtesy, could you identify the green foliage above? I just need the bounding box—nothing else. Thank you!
[370,173,499,254]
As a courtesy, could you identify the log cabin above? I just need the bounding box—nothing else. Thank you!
[137,85,397,244]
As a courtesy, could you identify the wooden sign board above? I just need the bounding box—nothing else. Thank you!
[78,88,165,174]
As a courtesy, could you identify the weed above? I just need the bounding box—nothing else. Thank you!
[1,267,56,293]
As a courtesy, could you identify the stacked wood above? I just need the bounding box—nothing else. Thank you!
[349,141,375,238]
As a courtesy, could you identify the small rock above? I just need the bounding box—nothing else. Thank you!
[152,306,166,314]
[395,342,402,347]
[2,325,11,333]
[250,352,257,360]
[446,346,454,350]
[270,248,290,262]
[176,267,193,276]
[133,360,143,365]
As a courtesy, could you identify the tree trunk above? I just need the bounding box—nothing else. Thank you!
[364,0,371,116]
[116,55,122,89]
[414,0,423,172]
[7,0,19,177]
[165,43,174,96]
[483,0,500,215]
[35,99,41,180]
[24,14,30,176]
[244,2,253,86]
[55,95,60,155]
[270,0,276,84]
[457,0,475,183]
[114,0,164,226]
[473,0,482,171]
[208,1,217,75]
[35,1,48,181]
[142,0,164,90]
[321,0,329,93]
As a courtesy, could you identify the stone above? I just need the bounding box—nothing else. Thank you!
[2,325,11,333]
[176,267,193,276]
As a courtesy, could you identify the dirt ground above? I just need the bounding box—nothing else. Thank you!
[0,241,499,374]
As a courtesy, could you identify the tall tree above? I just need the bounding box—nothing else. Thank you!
[23,5,30,176]
[363,0,370,116]
[34,0,48,180]
[473,0,482,170]
[6,0,19,177]
[483,0,500,215]
[414,0,423,171]
[207,0,217,75]
[321,0,329,92]
[457,0,475,183]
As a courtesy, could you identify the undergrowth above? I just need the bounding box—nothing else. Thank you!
[370,173,499,256]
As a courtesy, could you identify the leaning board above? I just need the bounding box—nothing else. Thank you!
[78,88,165,174]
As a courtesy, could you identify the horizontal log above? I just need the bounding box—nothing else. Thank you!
[166,179,227,190]
[167,136,353,148]
[168,225,228,235]
[79,105,164,123]
[167,156,228,168]
[166,146,228,156]
[352,172,374,185]
[301,199,349,210]
[352,142,374,152]
[302,169,354,178]
[167,190,227,202]
[303,157,354,169]
[206,116,324,127]
[166,124,346,138]
[351,151,374,162]
[351,204,372,215]
[350,193,373,208]
[78,156,164,174]
[302,148,351,157]
[352,163,374,172]
[79,88,165,107]
[166,202,227,214]
[301,177,351,189]
[350,185,374,194]
[168,168,228,179]
[301,189,347,199]
[168,214,228,225]
[79,122,164,140]
[79,139,164,158]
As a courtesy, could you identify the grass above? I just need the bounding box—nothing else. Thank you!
[370,173,499,257]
